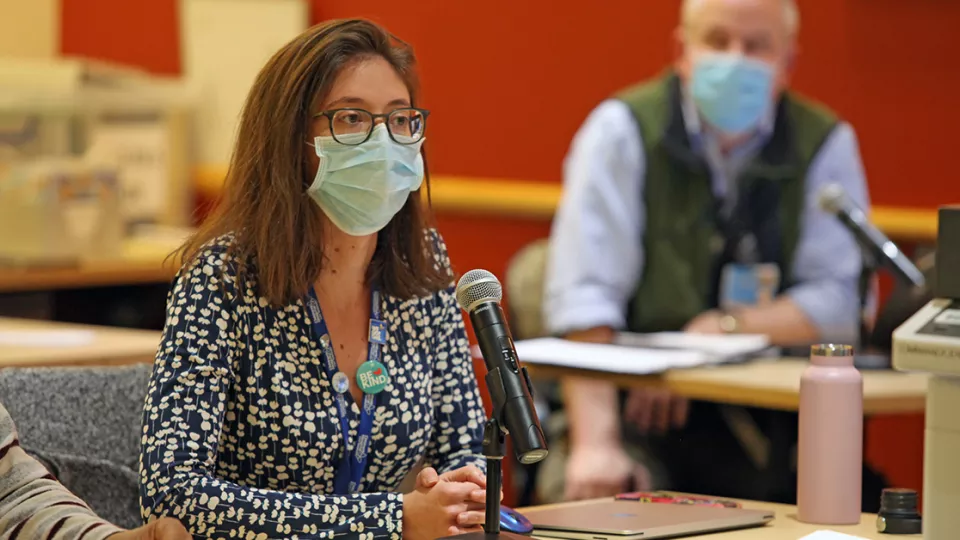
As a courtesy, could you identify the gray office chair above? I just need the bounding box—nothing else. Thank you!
[503,239,668,503]
[0,363,154,528]
[503,239,564,505]
[504,238,551,340]
[503,238,558,433]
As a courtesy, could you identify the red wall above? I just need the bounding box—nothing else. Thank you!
[63,0,960,207]
[60,0,937,500]
[61,1,181,75]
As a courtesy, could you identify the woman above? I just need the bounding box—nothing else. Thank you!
[139,19,489,539]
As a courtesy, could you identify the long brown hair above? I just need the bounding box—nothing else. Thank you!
[176,19,449,305]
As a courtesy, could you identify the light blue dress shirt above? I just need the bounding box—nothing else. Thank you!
[544,97,871,343]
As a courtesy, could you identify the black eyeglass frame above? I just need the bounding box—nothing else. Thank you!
[312,107,430,145]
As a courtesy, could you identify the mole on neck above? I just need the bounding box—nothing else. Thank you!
[316,214,377,293]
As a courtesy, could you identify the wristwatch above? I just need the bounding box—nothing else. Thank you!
[718,312,741,334]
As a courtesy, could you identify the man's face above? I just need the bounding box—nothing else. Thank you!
[676,0,794,97]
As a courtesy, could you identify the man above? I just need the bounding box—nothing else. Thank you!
[543,0,870,501]
[0,402,189,539]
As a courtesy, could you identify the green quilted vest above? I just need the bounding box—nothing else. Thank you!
[617,73,838,333]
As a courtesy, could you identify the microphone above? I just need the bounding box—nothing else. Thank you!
[455,269,548,465]
[818,183,926,290]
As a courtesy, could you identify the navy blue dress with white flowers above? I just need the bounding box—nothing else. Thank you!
[139,232,485,539]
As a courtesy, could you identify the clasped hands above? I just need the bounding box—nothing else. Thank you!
[108,465,494,540]
[403,464,501,540]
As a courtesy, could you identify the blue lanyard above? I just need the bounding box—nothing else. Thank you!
[305,287,386,495]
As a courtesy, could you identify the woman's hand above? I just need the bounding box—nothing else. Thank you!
[109,517,191,540]
[418,465,504,510]
[419,464,487,489]
[402,466,490,539]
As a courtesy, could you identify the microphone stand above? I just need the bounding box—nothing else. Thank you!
[441,370,531,539]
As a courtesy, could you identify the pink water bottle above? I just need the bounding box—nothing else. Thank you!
[797,343,863,525]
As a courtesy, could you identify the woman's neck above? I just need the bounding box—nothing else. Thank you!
[315,218,377,298]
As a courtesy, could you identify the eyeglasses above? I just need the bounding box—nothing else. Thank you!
[313,107,429,146]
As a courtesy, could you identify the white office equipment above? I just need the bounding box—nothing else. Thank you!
[892,206,960,539]
[0,158,123,264]
[0,57,194,227]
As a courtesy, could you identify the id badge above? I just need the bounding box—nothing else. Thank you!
[719,263,781,310]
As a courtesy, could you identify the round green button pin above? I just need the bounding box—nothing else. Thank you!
[356,361,390,394]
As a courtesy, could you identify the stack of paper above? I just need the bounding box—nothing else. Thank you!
[513,338,705,375]
[798,532,869,540]
[0,330,95,347]
[511,333,771,376]
[616,332,771,359]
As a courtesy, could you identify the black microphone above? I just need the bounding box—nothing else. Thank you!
[455,269,548,465]
[818,183,926,290]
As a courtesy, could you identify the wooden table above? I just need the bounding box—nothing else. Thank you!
[519,496,920,539]
[0,317,160,368]
[526,358,928,415]
[0,259,178,293]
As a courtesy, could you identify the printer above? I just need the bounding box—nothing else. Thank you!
[892,206,960,539]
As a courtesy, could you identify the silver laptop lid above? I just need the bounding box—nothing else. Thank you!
[523,500,774,538]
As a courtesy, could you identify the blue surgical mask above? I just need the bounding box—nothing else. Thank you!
[307,124,425,236]
[690,53,775,134]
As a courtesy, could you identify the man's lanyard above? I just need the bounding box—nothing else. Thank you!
[305,287,390,495]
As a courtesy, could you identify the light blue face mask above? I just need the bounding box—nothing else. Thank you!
[307,124,425,236]
[690,53,775,134]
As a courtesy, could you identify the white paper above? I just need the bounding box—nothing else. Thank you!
[512,337,708,375]
[616,331,771,359]
[799,531,869,540]
[0,330,95,347]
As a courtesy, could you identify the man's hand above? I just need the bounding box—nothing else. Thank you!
[564,444,651,501]
[403,466,491,539]
[624,387,689,434]
[684,300,823,346]
[683,310,725,334]
[109,517,190,540]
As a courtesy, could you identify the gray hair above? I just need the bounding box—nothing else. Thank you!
[681,0,800,36]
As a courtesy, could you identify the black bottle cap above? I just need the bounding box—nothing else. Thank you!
[877,488,922,535]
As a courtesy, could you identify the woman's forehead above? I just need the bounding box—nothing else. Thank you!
[320,56,411,111]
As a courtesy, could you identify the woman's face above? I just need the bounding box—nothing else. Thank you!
[307,55,412,174]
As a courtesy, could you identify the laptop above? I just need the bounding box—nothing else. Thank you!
[523,499,774,539]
